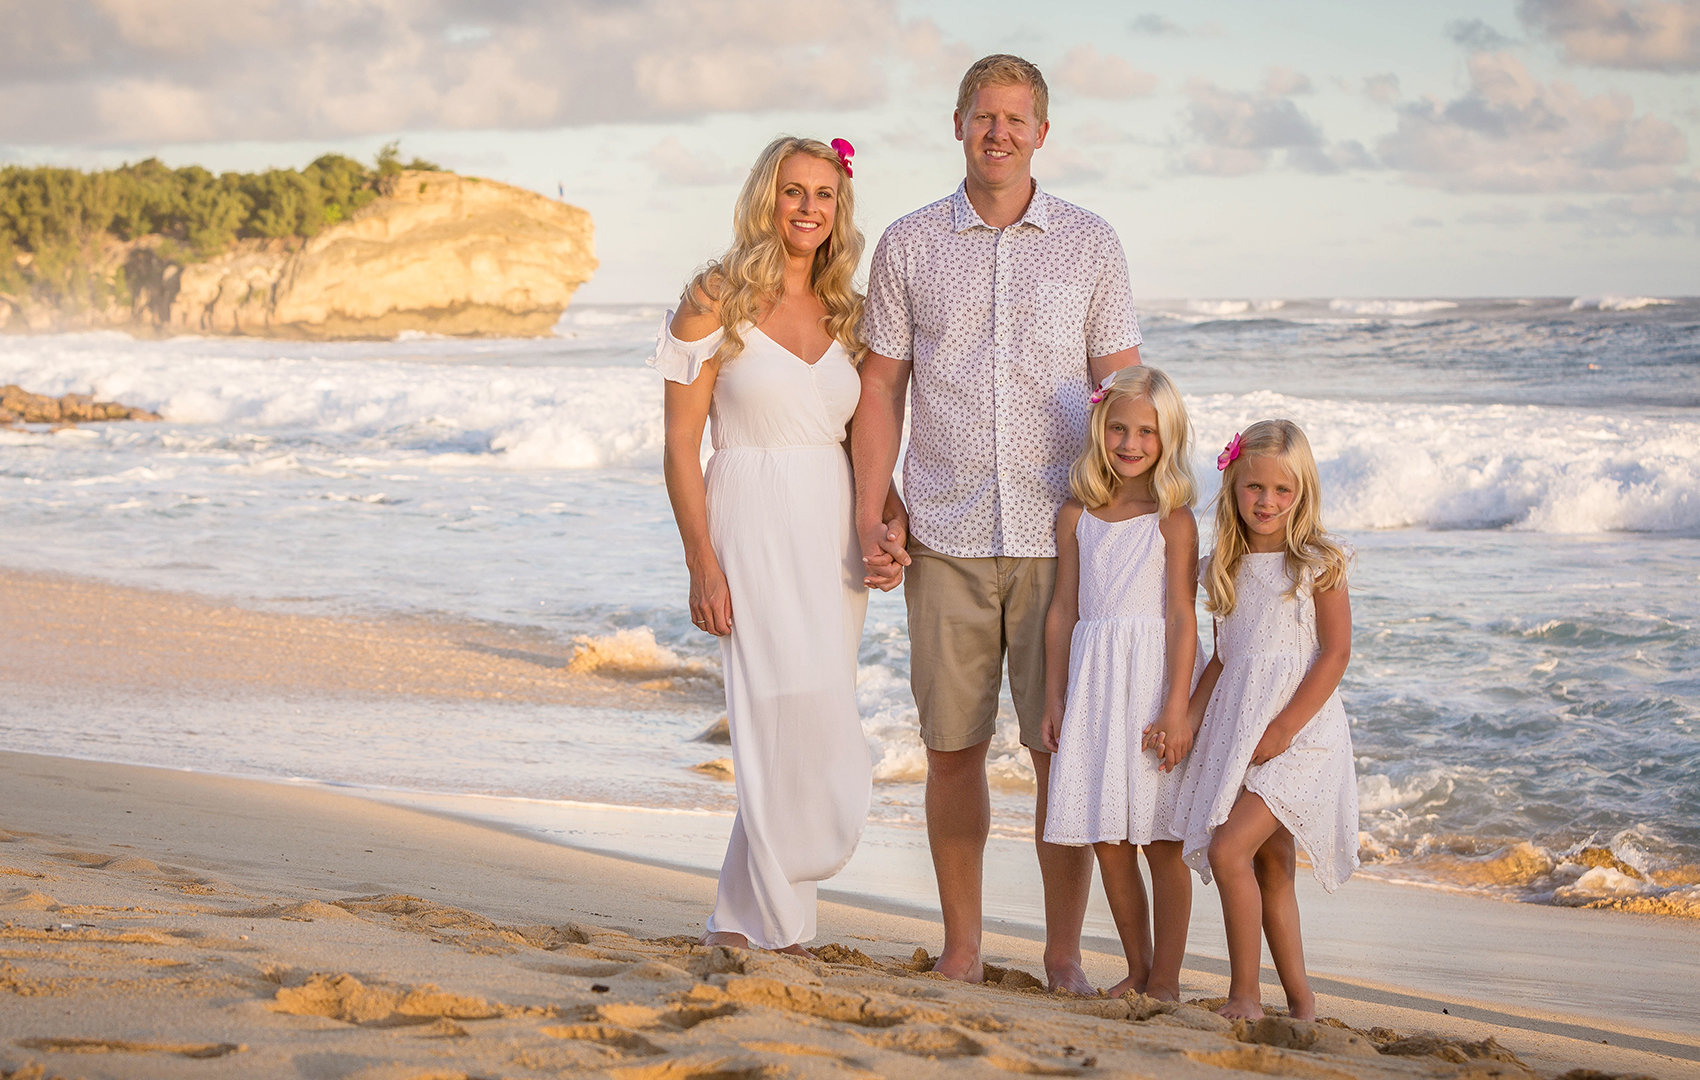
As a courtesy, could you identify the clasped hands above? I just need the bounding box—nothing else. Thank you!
[859,513,910,592]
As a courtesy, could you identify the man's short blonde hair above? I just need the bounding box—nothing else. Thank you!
[955,54,1049,126]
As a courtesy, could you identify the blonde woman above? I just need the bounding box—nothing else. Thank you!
[1172,419,1358,1021]
[650,136,898,953]
[1037,365,1200,999]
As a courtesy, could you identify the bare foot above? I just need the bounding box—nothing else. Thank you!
[1285,990,1317,1022]
[931,947,984,984]
[1216,996,1264,1020]
[700,930,749,949]
[1104,973,1145,999]
[1046,960,1096,996]
[1142,979,1181,1002]
[773,943,812,958]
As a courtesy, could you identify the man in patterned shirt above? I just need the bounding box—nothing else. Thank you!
[852,54,1144,991]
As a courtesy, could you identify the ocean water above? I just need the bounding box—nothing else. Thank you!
[1,296,1697,918]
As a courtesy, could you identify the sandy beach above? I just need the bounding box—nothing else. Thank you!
[3,568,1699,1079]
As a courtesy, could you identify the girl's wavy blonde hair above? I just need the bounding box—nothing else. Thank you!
[1069,365,1195,517]
[687,136,865,365]
[1204,419,1349,618]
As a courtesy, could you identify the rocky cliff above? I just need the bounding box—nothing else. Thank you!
[1,172,597,339]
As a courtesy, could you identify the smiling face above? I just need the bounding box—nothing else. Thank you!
[954,81,1048,194]
[1104,394,1162,488]
[1233,454,1300,552]
[771,153,840,259]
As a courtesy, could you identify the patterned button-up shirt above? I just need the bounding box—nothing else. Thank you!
[862,182,1142,558]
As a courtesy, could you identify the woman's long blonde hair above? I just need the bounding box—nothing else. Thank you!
[687,136,865,365]
[1069,365,1195,516]
[1204,419,1349,617]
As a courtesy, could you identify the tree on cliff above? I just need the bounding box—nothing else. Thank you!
[0,146,440,317]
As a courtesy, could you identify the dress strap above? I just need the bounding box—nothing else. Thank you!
[648,310,726,385]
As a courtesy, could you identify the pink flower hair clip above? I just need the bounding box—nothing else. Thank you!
[830,138,855,177]
[1217,432,1243,471]
[1088,372,1116,404]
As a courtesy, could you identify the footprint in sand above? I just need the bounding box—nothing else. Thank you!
[14,1037,244,1059]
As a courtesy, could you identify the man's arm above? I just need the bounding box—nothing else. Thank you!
[1087,344,1141,386]
[850,351,911,589]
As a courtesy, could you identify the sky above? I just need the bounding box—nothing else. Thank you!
[2,0,1697,303]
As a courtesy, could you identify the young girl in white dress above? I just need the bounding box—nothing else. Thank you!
[1040,365,1200,1000]
[1172,418,1359,1021]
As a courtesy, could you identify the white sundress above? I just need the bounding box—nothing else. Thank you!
[1172,552,1360,892]
[1044,510,1188,846]
[648,314,872,949]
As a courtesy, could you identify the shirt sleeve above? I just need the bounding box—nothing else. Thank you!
[859,228,913,362]
[647,310,724,385]
[1084,225,1142,358]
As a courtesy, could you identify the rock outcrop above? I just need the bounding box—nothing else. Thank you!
[0,172,597,340]
[1,384,161,425]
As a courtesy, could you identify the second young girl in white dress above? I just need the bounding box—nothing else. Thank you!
[1172,418,1359,1021]
[1040,365,1200,1000]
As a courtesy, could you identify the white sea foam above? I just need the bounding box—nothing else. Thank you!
[1327,298,1460,316]
[1187,391,1700,534]
[1569,295,1673,312]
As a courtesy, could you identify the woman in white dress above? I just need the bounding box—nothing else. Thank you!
[651,136,903,952]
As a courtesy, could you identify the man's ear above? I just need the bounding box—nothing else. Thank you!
[953,109,965,142]
[1034,120,1050,150]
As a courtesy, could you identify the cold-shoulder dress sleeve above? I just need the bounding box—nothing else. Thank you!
[648,310,725,385]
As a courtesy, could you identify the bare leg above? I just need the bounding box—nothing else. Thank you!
[1092,840,1150,997]
[1254,828,1314,1020]
[1031,748,1095,994]
[1144,840,1191,1001]
[700,930,750,948]
[1207,790,1284,1020]
[927,739,992,983]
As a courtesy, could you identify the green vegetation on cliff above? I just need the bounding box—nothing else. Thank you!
[0,144,440,315]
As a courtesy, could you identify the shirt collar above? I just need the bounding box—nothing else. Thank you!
[949,180,1052,233]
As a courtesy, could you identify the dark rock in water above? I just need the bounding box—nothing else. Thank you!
[692,715,730,744]
[0,385,161,425]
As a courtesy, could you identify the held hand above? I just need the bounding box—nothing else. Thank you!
[1145,711,1194,772]
[1040,705,1065,753]
[860,518,908,592]
[1250,726,1292,766]
[688,562,734,636]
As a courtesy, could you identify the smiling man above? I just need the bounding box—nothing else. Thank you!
[852,54,1144,990]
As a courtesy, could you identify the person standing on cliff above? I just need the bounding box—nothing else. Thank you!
[851,54,1144,991]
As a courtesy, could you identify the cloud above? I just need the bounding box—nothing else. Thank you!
[0,0,910,146]
[1054,45,1158,100]
[1518,0,1700,71]
[1129,14,1184,35]
[1377,52,1690,192]
[1446,18,1518,51]
[1541,189,1700,232]
[1034,147,1110,186]
[642,137,743,188]
[1263,67,1313,96]
[1177,79,1368,175]
[1363,73,1402,104]
[1409,215,1446,227]
[1459,205,1534,224]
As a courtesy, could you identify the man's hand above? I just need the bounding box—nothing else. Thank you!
[860,516,910,591]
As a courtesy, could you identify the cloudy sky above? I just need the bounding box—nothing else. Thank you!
[3,0,1696,302]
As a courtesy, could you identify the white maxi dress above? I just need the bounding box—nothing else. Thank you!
[649,315,872,949]
[1171,552,1359,892]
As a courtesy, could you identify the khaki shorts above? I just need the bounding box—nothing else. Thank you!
[904,538,1056,752]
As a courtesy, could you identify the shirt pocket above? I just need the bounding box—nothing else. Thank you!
[1029,280,1091,342]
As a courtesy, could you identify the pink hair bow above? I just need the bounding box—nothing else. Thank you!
[830,138,855,177]
[1217,432,1243,471]
[1088,372,1116,404]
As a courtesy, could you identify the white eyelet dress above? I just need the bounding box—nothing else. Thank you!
[1172,552,1360,892]
[649,315,872,949]
[1044,511,1188,845]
